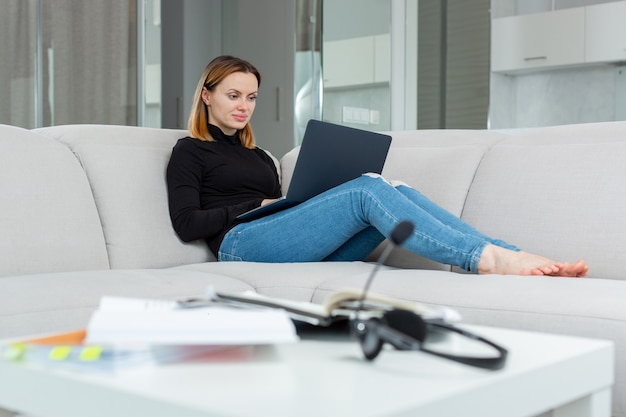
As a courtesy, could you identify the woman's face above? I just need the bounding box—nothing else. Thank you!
[203,71,258,135]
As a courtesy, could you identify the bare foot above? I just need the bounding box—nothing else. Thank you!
[550,260,588,278]
[478,245,588,277]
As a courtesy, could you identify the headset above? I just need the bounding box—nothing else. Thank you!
[352,220,508,371]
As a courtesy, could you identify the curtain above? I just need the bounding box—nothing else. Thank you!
[0,0,137,128]
[0,1,37,128]
[417,0,490,129]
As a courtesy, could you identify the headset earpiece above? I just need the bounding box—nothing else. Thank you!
[383,309,428,346]
[356,318,385,360]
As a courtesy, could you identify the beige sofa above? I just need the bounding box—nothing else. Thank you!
[1,122,625,415]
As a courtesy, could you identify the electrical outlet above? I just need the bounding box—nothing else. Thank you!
[369,110,380,125]
[342,106,370,125]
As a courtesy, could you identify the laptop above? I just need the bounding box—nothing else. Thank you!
[237,119,392,221]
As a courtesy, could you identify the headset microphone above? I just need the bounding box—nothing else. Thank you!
[357,220,414,311]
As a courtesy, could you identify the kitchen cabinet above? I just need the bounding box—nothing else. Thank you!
[585,1,626,64]
[323,34,390,88]
[491,7,585,73]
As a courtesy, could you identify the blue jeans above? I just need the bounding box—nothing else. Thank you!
[218,174,518,273]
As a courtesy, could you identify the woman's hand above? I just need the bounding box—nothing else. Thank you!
[261,198,279,206]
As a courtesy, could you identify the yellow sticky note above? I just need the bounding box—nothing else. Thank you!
[49,346,72,361]
[2,343,26,361]
[79,346,103,361]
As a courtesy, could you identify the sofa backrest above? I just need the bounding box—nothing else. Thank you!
[34,125,214,269]
[462,121,626,280]
[0,124,109,276]
[280,128,508,270]
[10,120,623,280]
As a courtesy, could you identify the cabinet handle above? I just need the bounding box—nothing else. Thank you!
[524,56,547,61]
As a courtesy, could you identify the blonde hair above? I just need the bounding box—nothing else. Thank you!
[188,55,261,149]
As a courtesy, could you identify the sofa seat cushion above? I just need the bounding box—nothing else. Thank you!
[174,261,384,302]
[0,268,254,339]
[0,124,109,276]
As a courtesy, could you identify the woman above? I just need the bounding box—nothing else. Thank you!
[167,55,588,277]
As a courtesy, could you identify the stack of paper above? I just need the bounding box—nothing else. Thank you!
[1,296,297,373]
[85,296,299,345]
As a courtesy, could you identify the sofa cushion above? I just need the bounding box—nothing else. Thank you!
[0,124,108,276]
[35,125,214,269]
[462,122,626,280]
[174,260,381,302]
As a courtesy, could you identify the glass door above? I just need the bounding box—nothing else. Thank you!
[295,0,323,144]
[294,0,415,142]
[321,0,392,132]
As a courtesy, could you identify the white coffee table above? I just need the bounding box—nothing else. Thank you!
[0,325,614,417]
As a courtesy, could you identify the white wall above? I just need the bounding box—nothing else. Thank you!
[490,66,619,129]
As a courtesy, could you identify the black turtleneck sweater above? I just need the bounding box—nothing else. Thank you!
[166,125,282,256]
